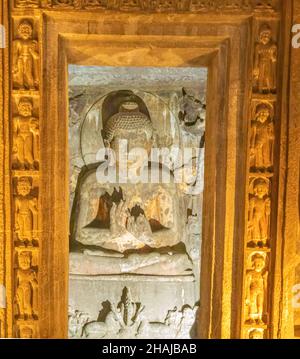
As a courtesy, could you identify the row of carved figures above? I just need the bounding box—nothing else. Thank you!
[14,0,279,11]
[11,15,41,338]
[243,21,278,338]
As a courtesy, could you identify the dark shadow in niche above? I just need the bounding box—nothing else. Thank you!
[97,301,112,322]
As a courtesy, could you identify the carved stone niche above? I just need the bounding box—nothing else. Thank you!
[12,18,40,92]
[248,177,271,248]
[250,101,275,173]
[244,251,269,326]
[13,177,39,247]
[12,96,40,171]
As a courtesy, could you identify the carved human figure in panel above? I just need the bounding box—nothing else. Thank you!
[250,103,274,171]
[253,24,277,93]
[14,177,38,245]
[13,20,39,91]
[15,251,38,319]
[13,97,39,170]
[245,254,268,325]
[248,178,271,247]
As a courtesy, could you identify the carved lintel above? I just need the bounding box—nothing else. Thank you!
[13,0,280,12]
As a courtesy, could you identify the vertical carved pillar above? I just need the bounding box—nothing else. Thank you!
[242,21,279,339]
[11,7,41,338]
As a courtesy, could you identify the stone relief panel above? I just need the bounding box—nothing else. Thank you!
[13,177,39,246]
[250,102,275,173]
[244,252,268,326]
[253,24,278,94]
[12,97,40,171]
[69,287,199,339]
[68,66,206,339]
[14,248,38,320]
[248,177,271,248]
[12,19,39,92]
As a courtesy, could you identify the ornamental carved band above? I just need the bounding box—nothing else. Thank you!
[242,22,278,339]
[11,16,41,338]
[14,0,280,12]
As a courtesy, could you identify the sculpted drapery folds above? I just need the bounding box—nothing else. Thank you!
[253,24,277,94]
[13,20,39,91]
[13,97,39,171]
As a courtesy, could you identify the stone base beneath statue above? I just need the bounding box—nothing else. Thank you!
[69,273,199,339]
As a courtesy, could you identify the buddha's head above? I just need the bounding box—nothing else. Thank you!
[259,24,272,45]
[253,179,268,199]
[18,97,33,117]
[18,251,31,270]
[252,254,265,272]
[103,100,154,156]
[18,20,33,41]
[17,177,32,197]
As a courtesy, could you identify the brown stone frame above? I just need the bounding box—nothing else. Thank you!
[2,0,297,339]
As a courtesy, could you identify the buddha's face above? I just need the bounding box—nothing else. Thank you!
[18,23,33,40]
[256,109,270,123]
[254,182,268,199]
[260,30,271,45]
[17,180,31,196]
[18,101,33,117]
[253,257,265,272]
[109,129,153,157]
[19,252,31,270]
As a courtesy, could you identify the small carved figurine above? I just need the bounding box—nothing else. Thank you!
[250,103,274,171]
[13,97,39,170]
[19,325,34,338]
[253,24,277,93]
[14,177,38,244]
[245,254,268,325]
[248,178,271,247]
[15,251,38,319]
[13,20,39,90]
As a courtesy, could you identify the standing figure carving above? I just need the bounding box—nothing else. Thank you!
[248,178,271,247]
[14,177,38,245]
[15,251,38,319]
[13,97,39,170]
[245,254,268,325]
[250,103,274,171]
[253,24,277,94]
[13,20,39,90]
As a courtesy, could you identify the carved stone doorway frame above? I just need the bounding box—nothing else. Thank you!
[0,1,295,339]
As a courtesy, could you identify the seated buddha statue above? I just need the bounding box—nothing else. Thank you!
[70,91,192,276]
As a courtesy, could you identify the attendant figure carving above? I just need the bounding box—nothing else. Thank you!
[13,20,39,90]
